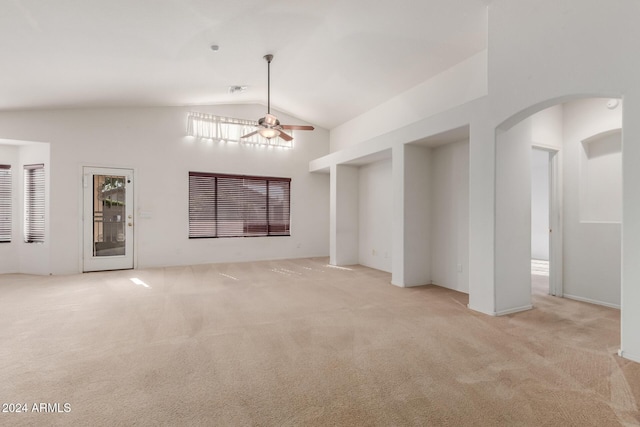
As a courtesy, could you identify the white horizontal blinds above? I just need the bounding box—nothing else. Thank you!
[188,172,291,238]
[24,164,45,243]
[189,174,217,238]
[267,180,290,236]
[0,165,11,242]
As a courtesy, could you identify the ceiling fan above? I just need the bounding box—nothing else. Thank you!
[241,54,314,142]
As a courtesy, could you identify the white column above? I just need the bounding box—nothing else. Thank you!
[391,143,432,287]
[621,91,640,363]
[330,164,359,266]
[467,106,497,315]
[494,118,534,315]
[391,145,405,285]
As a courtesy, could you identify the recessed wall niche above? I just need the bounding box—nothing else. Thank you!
[580,129,622,223]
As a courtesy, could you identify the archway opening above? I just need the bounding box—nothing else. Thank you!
[494,97,623,316]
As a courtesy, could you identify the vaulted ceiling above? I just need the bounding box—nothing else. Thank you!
[0,0,488,129]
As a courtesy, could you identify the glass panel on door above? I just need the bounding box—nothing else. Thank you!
[93,175,126,257]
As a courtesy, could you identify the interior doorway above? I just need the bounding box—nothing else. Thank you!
[83,166,134,272]
[531,148,550,295]
[531,147,562,297]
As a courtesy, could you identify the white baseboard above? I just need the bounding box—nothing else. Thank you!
[390,280,430,288]
[467,304,497,316]
[563,294,620,309]
[494,305,533,316]
[467,304,533,316]
[404,282,429,288]
[618,349,640,364]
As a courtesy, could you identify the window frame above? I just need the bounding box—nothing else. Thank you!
[189,171,291,239]
[0,164,11,243]
[24,163,45,244]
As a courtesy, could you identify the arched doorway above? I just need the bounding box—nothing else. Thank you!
[494,96,623,317]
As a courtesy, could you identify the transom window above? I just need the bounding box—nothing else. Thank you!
[186,113,293,148]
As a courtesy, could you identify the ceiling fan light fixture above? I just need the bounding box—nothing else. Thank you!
[258,127,279,139]
[263,113,278,126]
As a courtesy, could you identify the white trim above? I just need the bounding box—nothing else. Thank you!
[548,149,563,297]
[467,304,498,316]
[531,142,559,152]
[403,282,429,288]
[618,349,640,364]
[82,166,135,272]
[563,294,620,309]
[390,280,429,288]
[494,305,533,316]
[578,220,621,225]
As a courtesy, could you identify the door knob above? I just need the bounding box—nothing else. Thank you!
[128,222,133,227]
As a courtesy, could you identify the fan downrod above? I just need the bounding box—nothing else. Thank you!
[264,54,274,114]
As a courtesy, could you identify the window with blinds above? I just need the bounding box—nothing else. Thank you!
[24,164,45,243]
[0,165,11,243]
[189,172,291,238]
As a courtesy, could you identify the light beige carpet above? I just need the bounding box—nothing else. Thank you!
[0,258,638,426]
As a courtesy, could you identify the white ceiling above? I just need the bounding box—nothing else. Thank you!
[0,0,488,129]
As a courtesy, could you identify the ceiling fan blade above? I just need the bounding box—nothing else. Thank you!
[241,130,259,139]
[278,131,293,142]
[281,124,315,131]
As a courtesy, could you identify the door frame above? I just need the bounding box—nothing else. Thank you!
[80,165,136,272]
[532,145,563,297]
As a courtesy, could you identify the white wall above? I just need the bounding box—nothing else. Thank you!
[581,131,622,223]
[0,105,330,274]
[327,138,470,290]
[330,51,488,152]
[430,140,469,293]
[562,98,622,308]
[358,159,392,272]
[531,105,564,148]
[531,148,549,261]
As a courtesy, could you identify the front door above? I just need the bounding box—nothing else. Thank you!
[83,167,134,271]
